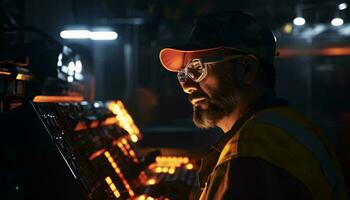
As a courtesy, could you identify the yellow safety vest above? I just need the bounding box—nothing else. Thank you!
[199,107,348,200]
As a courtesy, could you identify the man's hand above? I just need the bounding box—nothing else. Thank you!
[148,180,192,200]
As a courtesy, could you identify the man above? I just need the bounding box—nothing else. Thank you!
[154,11,348,200]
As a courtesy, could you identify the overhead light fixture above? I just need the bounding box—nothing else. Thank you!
[60,29,118,40]
[293,17,306,26]
[90,31,118,40]
[60,30,90,39]
[331,17,344,26]
[338,3,347,10]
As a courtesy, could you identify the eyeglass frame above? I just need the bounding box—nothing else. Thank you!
[177,54,246,83]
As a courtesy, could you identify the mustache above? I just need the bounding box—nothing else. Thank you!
[188,92,208,103]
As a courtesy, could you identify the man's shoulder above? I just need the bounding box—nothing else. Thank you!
[212,107,344,200]
[216,106,322,167]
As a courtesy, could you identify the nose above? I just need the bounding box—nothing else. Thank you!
[180,77,198,94]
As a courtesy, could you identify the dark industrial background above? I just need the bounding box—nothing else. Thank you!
[1,0,350,187]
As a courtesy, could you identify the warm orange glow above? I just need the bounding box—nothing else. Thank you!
[114,167,121,174]
[155,167,162,173]
[129,150,136,157]
[121,138,128,145]
[107,101,141,141]
[105,177,113,185]
[113,190,121,198]
[16,73,32,80]
[124,143,131,150]
[110,184,117,191]
[183,157,189,164]
[136,195,146,200]
[146,197,155,200]
[147,179,156,185]
[161,167,169,173]
[90,120,99,128]
[0,71,11,76]
[104,151,134,197]
[137,171,148,184]
[117,142,129,157]
[105,151,111,157]
[102,117,117,126]
[186,164,194,170]
[105,176,121,198]
[74,122,87,132]
[168,168,175,174]
[117,142,123,148]
[89,148,106,160]
[33,95,83,103]
[130,134,138,143]
[112,162,117,169]
[153,156,192,173]
[321,47,350,56]
[155,156,189,167]
[278,47,350,58]
[115,139,139,163]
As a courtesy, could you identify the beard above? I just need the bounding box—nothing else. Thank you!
[189,74,238,129]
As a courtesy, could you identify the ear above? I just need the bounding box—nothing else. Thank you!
[241,55,259,85]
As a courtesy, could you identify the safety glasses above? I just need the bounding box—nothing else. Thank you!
[177,54,245,83]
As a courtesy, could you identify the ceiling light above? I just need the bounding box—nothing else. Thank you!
[331,17,344,26]
[60,29,118,40]
[338,3,347,10]
[293,17,306,26]
[60,30,90,39]
[90,31,118,40]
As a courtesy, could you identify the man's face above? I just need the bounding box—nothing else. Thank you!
[180,52,240,129]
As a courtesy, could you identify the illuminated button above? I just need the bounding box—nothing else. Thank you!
[110,183,117,191]
[186,163,194,170]
[129,150,136,157]
[168,168,175,174]
[128,190,135,197]
[113,190,121,198]
[105,177,112,185]
[130,134,138,143]
[183,157,189,164]
[104,151,111,157]
[107,157,114,163]
[137,195,146,200]
[155,167,162,173]
[121,138,128,145]
[115,168,121,174]
[161,167,168,173]
[147,179,156,185]
[112,162,117,169]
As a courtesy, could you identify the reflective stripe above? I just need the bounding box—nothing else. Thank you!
[255,112,341,200]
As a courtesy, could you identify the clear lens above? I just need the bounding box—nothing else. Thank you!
[177,59,206,83]
[177,69,187,83]
[187,66,203,81]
